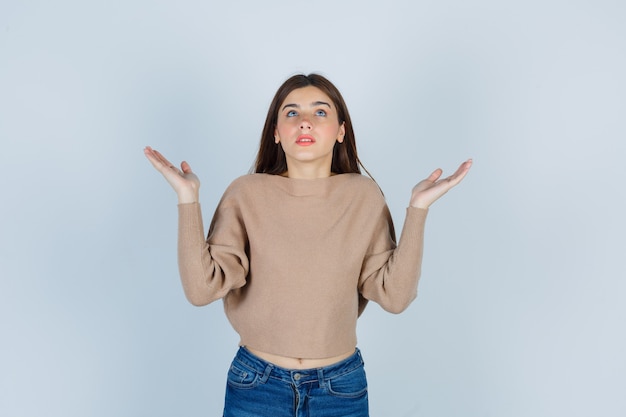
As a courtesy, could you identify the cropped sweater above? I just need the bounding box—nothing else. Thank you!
[177,173,428,359]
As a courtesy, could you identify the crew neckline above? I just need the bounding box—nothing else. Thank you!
[258,172,359,197]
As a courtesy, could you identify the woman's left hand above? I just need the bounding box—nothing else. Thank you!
[410,159,473,209]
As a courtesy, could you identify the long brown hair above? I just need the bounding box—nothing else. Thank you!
[254,74,368,176]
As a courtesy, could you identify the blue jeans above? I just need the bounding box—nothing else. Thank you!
[223,347,369,417]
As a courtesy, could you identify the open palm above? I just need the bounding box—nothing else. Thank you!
[144,146,200,203]
[410,159,472,209]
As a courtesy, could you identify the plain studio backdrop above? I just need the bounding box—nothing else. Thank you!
[1,1,625,416]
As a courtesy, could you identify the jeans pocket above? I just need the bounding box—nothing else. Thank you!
[226,362,260,389]
[327,366,368,398]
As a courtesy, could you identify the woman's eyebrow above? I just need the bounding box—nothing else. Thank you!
[281,101,332,111]
[281,103,299,111]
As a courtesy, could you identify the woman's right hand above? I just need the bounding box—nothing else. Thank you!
[144,146,200,204]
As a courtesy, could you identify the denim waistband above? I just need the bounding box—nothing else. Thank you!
[233,346,364,387]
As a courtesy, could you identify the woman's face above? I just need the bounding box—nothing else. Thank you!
[274,86,345,178]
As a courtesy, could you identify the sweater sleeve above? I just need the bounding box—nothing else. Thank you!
[358,205,428,314]
[177,199,249,306]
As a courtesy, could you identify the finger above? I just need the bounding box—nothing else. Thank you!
[144,146,157,161]
[153,149,175,168]
[144,147,166,165]
[144,147,166,170]
[446,159,472,183]
[427,168,443,182]
[155,152,184,177]
[144,147,183,179]
[181,161,193,174]
[458,158,473,174]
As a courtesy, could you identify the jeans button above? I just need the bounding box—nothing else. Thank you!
[293,373,301,381]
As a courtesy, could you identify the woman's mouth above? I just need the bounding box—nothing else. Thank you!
[296,135,315,146]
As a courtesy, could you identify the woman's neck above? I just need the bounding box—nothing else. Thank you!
[283,162,333,179]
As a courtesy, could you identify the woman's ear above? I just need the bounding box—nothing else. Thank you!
[274,127,280,144]
[337,122,346,143]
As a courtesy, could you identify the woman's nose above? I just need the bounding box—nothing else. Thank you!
[300,116,312,130]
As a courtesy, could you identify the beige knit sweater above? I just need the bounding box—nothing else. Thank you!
[177,173,428,359]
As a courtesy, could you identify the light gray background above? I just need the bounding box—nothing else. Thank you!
[1,1,625,416]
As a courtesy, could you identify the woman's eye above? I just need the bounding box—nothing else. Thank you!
[286,110,298,117]
[315,109,327,117]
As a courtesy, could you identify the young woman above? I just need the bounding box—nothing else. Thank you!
[144,73,472,417]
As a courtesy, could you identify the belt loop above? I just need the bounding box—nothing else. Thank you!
[260,364,273,383]
[317,368,326,389]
